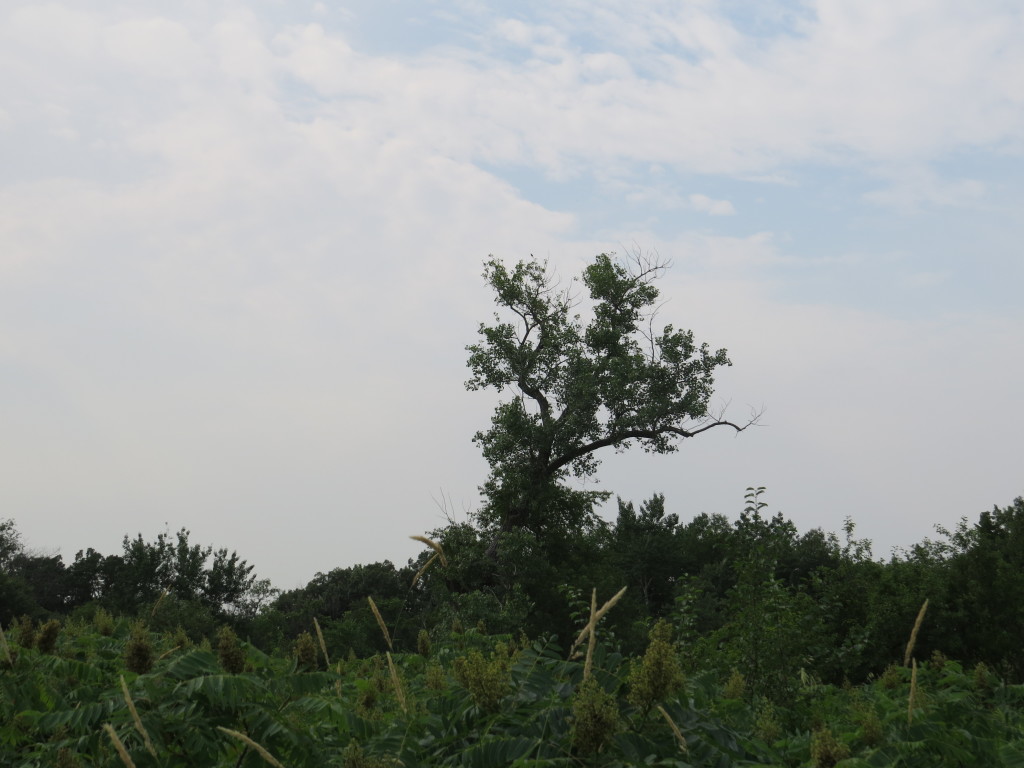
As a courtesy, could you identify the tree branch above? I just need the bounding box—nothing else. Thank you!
[518,378,552,427]
[546,411,761,476]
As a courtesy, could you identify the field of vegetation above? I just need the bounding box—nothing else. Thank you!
[5,587,1024,767]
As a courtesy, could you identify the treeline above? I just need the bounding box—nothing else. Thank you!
[3,491,1024,692]
[0,525,270,641]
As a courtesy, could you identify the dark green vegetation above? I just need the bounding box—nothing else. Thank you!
[6,495,1024,766]
[3,254,1023,765]
[4,493,1024,767]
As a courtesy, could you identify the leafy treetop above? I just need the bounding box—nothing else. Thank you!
[466,252,755,544]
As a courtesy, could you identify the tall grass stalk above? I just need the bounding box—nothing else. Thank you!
[904,599,929,666]
[156,644,182,662]
[908,658,918,724]
[387,651,408,713]
[583,589,597,681]
[570,586,627,658]
[313,618,330,667]
[409,535,448,567]
[410,535,448,587]
[657,705,688,753]
[103,724,137,768]
[217,727,287,768]
[120,676,157,758]
[0,623,11,665]
[367,596,393,650]
[150,589,168,618]
[411,553,439,588]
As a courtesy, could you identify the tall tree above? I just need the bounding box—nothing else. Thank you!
[466,252,755,554]
[101,529,256,616]
[612,494,682,614]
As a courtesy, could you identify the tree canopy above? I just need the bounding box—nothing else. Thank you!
[466,252,755,549]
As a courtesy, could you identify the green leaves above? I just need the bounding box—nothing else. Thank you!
[164,648,221,679]
[176,673,267,710]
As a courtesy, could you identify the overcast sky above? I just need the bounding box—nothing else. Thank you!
[2,0,1022,589]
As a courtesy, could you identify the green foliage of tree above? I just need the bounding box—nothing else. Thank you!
[148,594,219,642]
[263,560,419,657]
[0,518,22,570]
[0,519,263,644]
[105,528,257,617]
[466,253,753,553]
[612,494,683,617]
[0,573,36,626]
[938,497,1024,677]
[65,548,106,607]
[416,520,585,641]
[0,520,71,622]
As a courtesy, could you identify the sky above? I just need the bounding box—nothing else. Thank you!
[2,0,1022,590]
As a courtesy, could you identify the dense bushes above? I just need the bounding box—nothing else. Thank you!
[3,493,1024,687]
[3,589,1024,766]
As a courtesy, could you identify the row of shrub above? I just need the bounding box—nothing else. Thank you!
[4,494,1024,693]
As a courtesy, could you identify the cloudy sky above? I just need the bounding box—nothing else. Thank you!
[2,0,1022,589]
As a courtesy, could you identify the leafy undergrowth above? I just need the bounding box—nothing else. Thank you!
[2,618,1024,768]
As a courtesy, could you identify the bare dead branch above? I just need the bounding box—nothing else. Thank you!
[546,410,762,476]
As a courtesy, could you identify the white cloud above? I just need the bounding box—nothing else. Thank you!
[689,193,736,215]
[249,2,1024,196]
[5,2,1024,184]
[495,18,565,51]
[901,270,950,288]
[864,166,988,210]
[6,4,100,59]
[663,230,785,273]
[103,18,203,79]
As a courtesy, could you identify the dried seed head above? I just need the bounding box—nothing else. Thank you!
[313,618,330,667]
[386,652,407,713]
[657,705,688,754]
[120,675,157,758]
[409,535,449,567]
[217,727,286,768]
[570,586,627,656]
[367,597,393,651]
[904,599,929,667]
[103,724,137,768]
